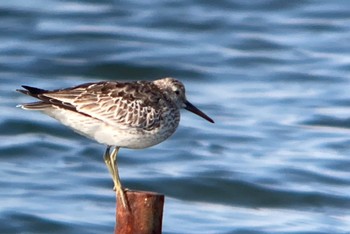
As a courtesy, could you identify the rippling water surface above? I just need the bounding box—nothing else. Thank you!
[1,1,350,233]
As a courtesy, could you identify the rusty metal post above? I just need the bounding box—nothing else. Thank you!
[115,190,164,234]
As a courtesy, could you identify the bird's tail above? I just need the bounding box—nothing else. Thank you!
[16,85,51,110]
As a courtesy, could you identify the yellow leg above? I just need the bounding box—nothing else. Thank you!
[103,146,128,209]
[103,146,114,185]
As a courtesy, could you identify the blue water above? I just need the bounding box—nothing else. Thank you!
[1,0,350,233]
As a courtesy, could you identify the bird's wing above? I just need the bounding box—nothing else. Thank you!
[41,81,164,130]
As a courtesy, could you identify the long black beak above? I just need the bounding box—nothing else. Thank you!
[184,100,214,123]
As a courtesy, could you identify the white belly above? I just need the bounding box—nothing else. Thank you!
[42,107,178,149]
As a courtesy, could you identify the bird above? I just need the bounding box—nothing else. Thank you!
[17,77,214,209]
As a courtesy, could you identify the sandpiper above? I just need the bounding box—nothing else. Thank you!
[17,77,214,208]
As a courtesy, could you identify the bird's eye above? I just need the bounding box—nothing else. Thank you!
[175,90,180,95]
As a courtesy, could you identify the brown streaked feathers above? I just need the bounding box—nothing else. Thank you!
[17,81,167,131]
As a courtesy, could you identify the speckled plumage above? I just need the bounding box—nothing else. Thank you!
[17,77,214,208]
[17,78,213,148]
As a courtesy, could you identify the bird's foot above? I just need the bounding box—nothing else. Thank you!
[116,186,129,210]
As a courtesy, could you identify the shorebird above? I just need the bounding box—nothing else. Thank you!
[17,77,214,208]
